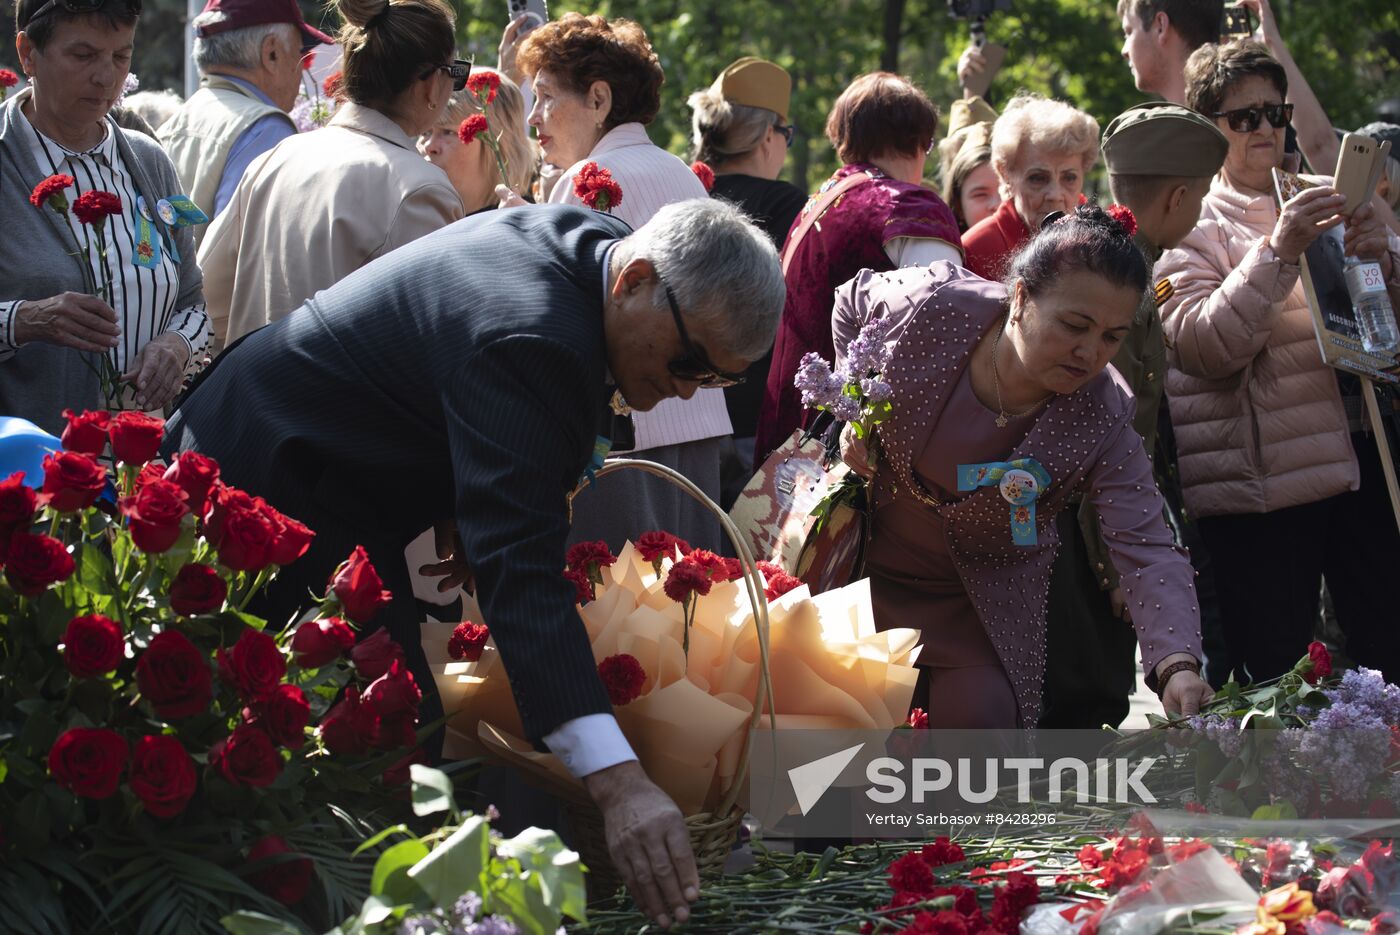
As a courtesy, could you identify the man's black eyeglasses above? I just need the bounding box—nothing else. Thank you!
[774,122,795,148]
[660,278,746,388]
[1212,103,1294,134]
[421,58,473,92]
[23,0,141,27]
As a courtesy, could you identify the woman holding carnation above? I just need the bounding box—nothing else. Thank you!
[753,72,963,464]
[838,204,1213,728]
[418,67,537,216]
[200,0,464,354]
[1,0,208,434]
[509,13,730,552]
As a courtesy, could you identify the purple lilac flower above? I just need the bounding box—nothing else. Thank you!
[459,917,520,935]
[1296,701,1391,802]
[844,316,892,376]
[1191,714,1246,757]
[401,913,446,935]
[860,377,892,403]
[1263,732,1314,805]
[830,395,861,422]
[1324,668,1400,724]
[452,892,483,923]
[794,352,841,408]
[116,72,138,106]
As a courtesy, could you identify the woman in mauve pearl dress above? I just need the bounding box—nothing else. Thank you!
[836,204,1214,729]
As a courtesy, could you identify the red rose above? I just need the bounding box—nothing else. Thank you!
[128,735,197,818]
[319,685,379,756]
[62,613,124,678]
[5,531,75,596]
[162,450,219,513]
[382,746,429,787]
[169,563,227,616]
[29,173,74,212]
[246,684,310,749]
[564,565,594,604]
[458,113,488,145]
[636,531,691,564]
[598,653,646,705]
[60,408,110,455]
[265,508,314,567]
[290,617,355,668]
[466,69,500,103]
[218,628,286,701]
[0,471,38,538]
[211,724,282,787]
[48,727,127,799]
[39,449,105,512]
[573,161,623,212]
[448,621,490,661]
[216,498,277,571]
[203,483,254,544]
[108,411,163,465]
[120,478,189,553]
[1304,641,1333,684]
[350,627,404,679]
[72,189,122,226]
[362,659,422,718]
[135,630,212,718]
[663,557,712,603]
[329,545,392,623]
[247,835,313,905]
[690,160,715,192]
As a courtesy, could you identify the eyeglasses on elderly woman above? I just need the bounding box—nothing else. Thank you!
[22,0,141,26]
[1211,103,1294,134]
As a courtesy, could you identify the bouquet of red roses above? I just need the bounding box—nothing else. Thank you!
[0,410,430,933]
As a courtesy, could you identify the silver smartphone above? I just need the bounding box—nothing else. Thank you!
[506,0,548,31]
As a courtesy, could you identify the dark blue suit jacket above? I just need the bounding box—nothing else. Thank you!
[166,206,630,740]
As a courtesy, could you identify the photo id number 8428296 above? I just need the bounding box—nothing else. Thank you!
[988,813,1057,826]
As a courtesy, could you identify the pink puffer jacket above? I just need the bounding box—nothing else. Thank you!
[1157,175,1400,518]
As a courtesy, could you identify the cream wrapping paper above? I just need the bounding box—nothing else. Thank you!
[423,541,923,813]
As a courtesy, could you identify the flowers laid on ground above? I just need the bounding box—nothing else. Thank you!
[0,410,436,932]
[574,161,623,213]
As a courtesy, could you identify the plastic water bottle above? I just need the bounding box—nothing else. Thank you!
[1345,254,1399,354]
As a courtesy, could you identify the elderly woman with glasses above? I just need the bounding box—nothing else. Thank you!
[754,71,962,464]
[200,0,464,354]
[1,0,208,433]
[1157,40,1400,684]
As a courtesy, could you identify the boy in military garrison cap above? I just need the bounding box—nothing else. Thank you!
[1040,101,1228,729]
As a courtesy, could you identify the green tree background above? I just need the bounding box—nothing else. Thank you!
[5,0,1398,192]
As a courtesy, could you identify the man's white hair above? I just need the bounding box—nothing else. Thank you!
[192,13,298,72]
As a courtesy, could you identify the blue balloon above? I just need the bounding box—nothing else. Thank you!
[0,415,118,504]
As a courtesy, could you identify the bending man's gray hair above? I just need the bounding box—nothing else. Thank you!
[192,13,298,72]
[614,198,785,362]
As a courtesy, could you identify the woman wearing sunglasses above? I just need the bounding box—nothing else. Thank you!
[1158,40,1400,683]
[1,0,209,431]
[200,0,464,353]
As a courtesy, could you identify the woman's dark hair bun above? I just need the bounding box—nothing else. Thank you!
[1007,200,1149,298]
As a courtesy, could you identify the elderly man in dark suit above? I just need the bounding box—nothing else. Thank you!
[164,201,784,927]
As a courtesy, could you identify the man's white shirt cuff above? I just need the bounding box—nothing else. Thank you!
[544,713,637,778]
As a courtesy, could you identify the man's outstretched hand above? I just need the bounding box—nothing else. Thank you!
[583,760,700,928]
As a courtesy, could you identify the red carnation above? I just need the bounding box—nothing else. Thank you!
[39,449,106,512]
[247,835,312,905]
[60,408,110,455]
[663,557,712,603]
[62,613,124,678]
[1101,846,1150,890]
[1169,839,1213,863]
[598,653,646,705]
[1304,640,1333,684]
[907,707,929,729]
[120,478,189,553]
[48,727,127,799]
[108,411,164,466]
[246,684,311,749]
[135,629,212,719]
[300,50,314,69]
[889,850,934,896]
[691,160,715,192]
[636,531,691,564]
[128,735,197,818]
[350,627,404,679]
[466,69,500,104]
[1078,844,1104,869]
[218,628,286,701]
[319,685,380,756]
[573,161,623,212]
[1105,203,1138,238]
[329,545,392,623]
[162,450,219,513]
[290,616,355,668]
[764,569,802,601]
[564,565,594,604]
[5,531,75,596]
[210,724,281,787]
[448,621,489,661]
[921,836,963,867]
[0,471,38,540]
[565,539,616,574]
[72,189,122,226]
[0,69,17,88]
[169,563,227,616]
[29,173,74,212]
[688,549,741,582]
[458,113,489,145]
[323,70,342,99]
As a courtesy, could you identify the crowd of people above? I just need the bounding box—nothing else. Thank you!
[5,0,1400,924]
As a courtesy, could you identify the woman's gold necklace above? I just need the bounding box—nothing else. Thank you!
[990,319,1054,428]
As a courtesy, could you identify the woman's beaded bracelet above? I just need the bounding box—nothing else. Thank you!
[1153,659,1201,698]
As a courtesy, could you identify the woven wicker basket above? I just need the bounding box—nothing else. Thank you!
[563,458,776,900]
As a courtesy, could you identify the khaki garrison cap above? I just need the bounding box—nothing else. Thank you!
[1102,101,1229,177]
[712,57,792,124]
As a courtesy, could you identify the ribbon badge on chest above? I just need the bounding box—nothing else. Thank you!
[956,458,1052,546]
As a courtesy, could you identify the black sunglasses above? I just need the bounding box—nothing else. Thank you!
[23,0,141,26]
[420,57,473,92]
[660,278,746,389]
[1211,102,1294,133]
[774,122,795,148]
